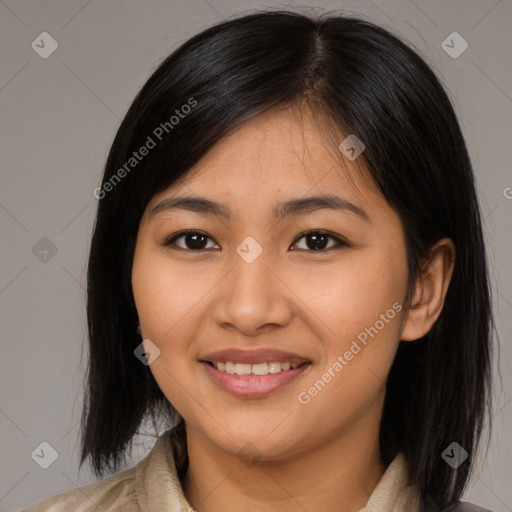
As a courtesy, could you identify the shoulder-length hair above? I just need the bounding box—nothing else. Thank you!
[81,10,493,511]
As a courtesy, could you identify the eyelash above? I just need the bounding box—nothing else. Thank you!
[162,230,349,252]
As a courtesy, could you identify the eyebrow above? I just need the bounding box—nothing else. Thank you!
[150,195,370,222]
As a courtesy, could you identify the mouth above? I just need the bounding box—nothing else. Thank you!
[199,349,312,397]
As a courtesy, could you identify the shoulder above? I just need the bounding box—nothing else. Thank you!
[21,465,140,512]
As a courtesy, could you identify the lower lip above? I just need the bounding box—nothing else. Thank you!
[200,362,310,397]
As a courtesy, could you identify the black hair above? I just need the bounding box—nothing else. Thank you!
[80,10,493,511]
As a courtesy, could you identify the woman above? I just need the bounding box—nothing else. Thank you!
[23,10,493,512]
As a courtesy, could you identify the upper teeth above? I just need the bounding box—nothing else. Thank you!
[213,361,300,375]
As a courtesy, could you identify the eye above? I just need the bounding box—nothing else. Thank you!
[290,230,347,252]
[163,230,220,251]
[163,230,348,252]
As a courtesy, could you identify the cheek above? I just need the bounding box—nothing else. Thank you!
[132,247,207,342]
[293,266,405,430]
[292,249,408,413]
[132,247,202,418]
[291,251,407,343]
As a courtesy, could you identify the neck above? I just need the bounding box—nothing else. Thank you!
[181,409,387,512]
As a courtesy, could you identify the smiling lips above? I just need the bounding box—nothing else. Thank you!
[200,348,311,397]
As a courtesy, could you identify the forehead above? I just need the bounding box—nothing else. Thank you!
[149,106,379,209]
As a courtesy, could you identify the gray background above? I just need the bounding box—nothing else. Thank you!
[0,1,510,511]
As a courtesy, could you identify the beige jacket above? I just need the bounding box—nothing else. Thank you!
[21,428,485,512]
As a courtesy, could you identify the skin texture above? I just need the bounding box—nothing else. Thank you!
[131,106,455,512]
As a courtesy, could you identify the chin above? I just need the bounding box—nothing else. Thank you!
[200,418,306,461]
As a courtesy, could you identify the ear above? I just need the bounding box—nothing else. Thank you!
[401,238,456,342]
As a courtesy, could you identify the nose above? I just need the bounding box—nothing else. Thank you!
[211,247,293,336]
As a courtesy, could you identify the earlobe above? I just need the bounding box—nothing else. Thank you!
[401,238,456,342]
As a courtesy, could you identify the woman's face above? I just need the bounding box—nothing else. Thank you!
[131,107,410,461]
